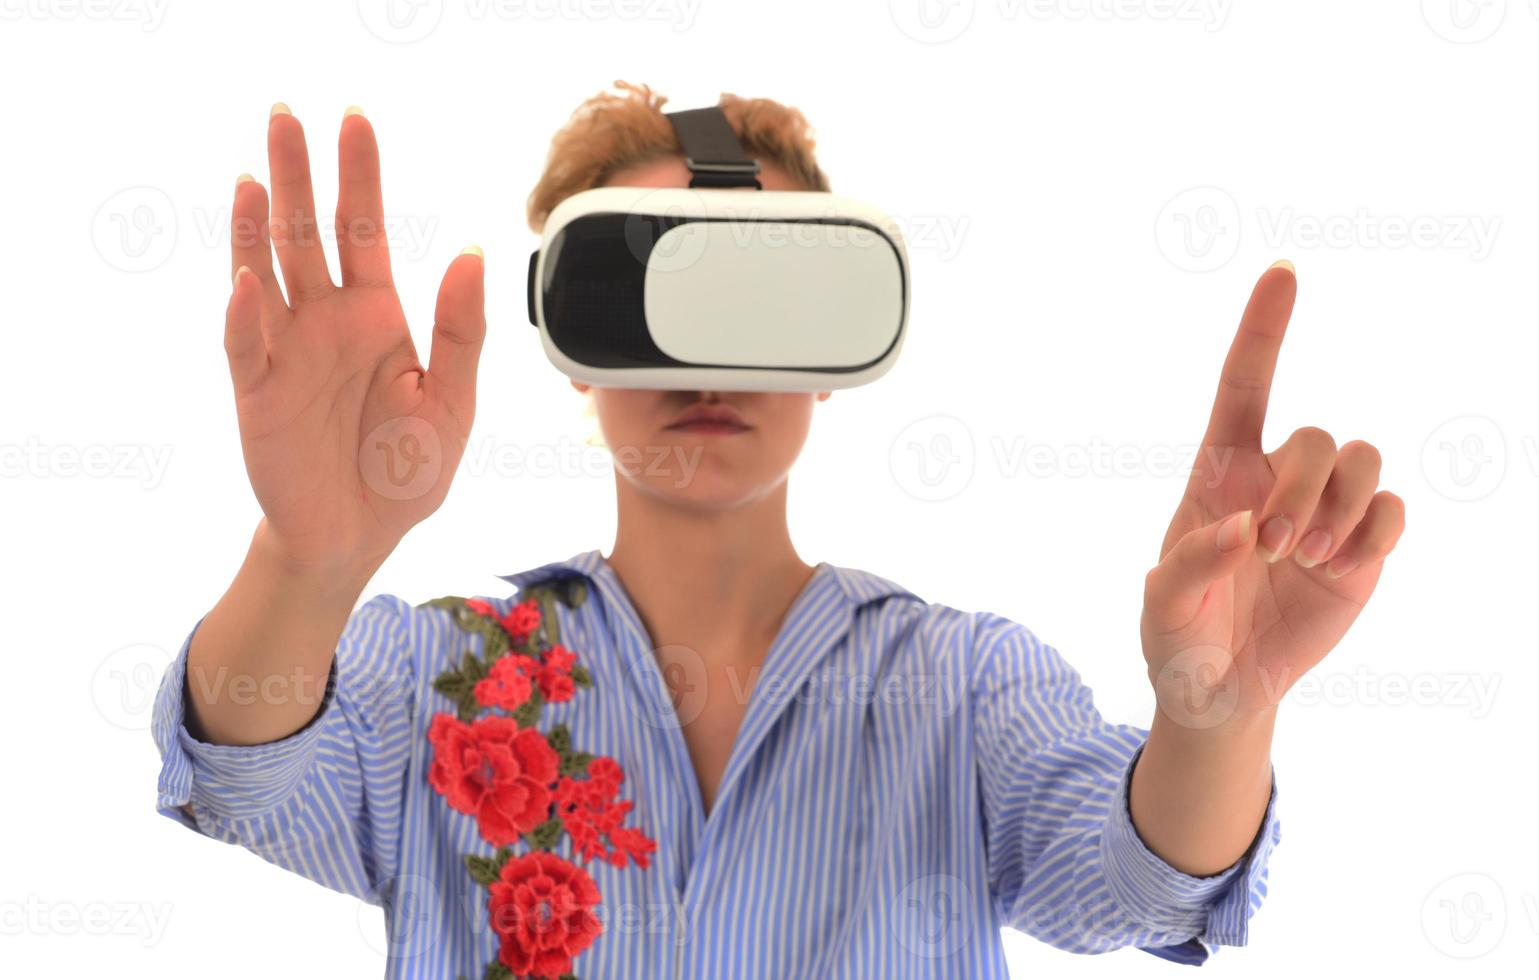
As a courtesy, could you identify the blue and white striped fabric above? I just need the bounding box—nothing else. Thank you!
[152,548,1280,979]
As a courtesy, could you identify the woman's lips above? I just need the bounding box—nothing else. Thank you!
[664,402,750,433]
[665,420,750,435]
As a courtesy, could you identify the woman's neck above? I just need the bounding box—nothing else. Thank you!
[604,475,815,662]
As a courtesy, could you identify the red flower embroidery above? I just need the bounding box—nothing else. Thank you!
[553,757,658,869]
[475,647,581,716]
[466,596,543,646]
[586,756,623,793]
[474,654,540,712]
[504,599,542,642]
[425,585,652,979]
[427,714,559,846]
[534,644,578,703]
[489,852,603,979]
[473,646,579,714]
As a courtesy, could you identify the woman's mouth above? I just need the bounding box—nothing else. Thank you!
[665,402,751,435]
[665,419,750,435]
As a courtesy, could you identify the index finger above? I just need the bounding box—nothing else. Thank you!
[1200,260,1298,451]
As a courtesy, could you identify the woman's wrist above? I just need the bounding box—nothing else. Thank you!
[249,518,394,603]
[1130,707,1276,876]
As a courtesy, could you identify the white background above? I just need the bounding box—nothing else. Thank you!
[3,0,1537,976]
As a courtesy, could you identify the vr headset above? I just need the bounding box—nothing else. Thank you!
[526,106,909,392]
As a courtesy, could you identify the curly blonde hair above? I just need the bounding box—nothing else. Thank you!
[526,80,832,233]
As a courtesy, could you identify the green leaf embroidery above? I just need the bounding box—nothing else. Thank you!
[481,960,513,980]
[540,591,562,648]
[455,693,479,724]
[464,854,501,887]
[547,724,572,754]
[523,817,563,851]
[432,673,470,701]
[511,688,543,728]
[481,627,509,661]
[461,650,489,683]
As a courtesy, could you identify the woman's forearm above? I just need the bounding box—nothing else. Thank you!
[184,520,387,746]
[1127,706,1277,877]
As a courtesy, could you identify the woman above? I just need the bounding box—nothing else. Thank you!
[152,81,1404,979]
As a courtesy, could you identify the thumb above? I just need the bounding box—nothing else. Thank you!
[1143,509,1255,634]
[427,246,487,419]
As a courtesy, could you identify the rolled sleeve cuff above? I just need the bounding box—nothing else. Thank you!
[1098,740,1281,965]
[151,616,337,828]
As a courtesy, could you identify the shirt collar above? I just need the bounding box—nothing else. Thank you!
[496,549,920,610]
[496,549,606,592]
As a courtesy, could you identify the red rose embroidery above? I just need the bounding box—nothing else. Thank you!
[503,599,542,643]
[466,596,543,646]
[425,585,653,979]
[489,852,603,979]
[427,714,559,846]
[474,654,540,712]
[473,646,579,714]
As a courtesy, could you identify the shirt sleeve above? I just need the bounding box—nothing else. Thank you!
[968,610,1281,964]
[150,593,420,905]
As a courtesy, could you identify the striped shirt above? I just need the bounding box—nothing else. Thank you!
[152,548,1281,978]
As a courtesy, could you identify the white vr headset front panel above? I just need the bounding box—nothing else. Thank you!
[532,186,910,392]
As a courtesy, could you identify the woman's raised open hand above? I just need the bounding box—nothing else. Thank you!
[222,104,485,578]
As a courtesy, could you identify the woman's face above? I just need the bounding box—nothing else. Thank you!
[570,155,831,511]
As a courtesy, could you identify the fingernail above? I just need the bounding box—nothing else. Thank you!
[344,105,365,118]
[1293,529,1332,568]
[1217,510,1252,553]
[1257,516,1293,563]
[1326,556,1358,579]
[1269,258,1295,273]
[233,264,252,285]
[461,244,484,258]
[270,102,291,118]
[236,172,254,187]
